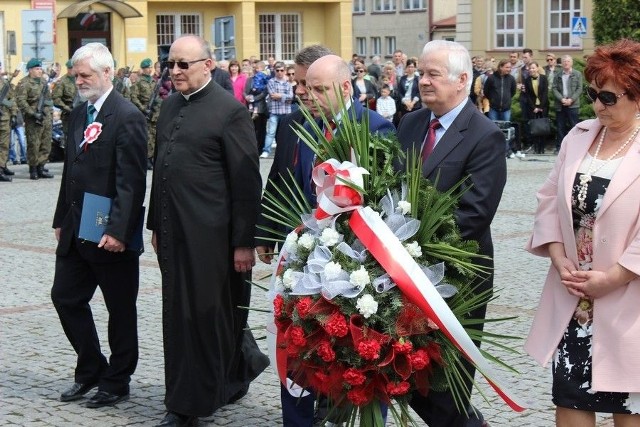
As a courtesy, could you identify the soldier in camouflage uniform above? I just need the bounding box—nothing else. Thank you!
[0,69,20,182]
[16,58,54,180]
[113,67,130,99]
[52,60,78,150]
[129,58,160,169]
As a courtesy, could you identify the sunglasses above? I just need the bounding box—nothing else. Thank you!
[287,72,295,76]
[586,87,627,106]
[164,58,208,70]
[547,58,555,61]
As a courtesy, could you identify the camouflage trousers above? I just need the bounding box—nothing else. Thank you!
[24,116,52,167]
[0,119,10,167]
[147,120,156,159]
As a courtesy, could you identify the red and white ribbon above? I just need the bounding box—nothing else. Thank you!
[312,159,368,221]
[350,206,527,412]
[79,122,103,151]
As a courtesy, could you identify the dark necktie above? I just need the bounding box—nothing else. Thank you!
[86,104,96,127]
[421,118,441,162]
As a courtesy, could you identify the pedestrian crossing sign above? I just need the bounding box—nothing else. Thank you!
[571,17,587,35]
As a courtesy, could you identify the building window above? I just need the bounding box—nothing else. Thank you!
[402,0,425,11]
[371,37,381,56]
[549,0,582,48]
[385,36,396,56]
[259,14,301,61]
[373,0,395,12]
[353,0,365,13]
[494,0,523,48]
[355,37,367,57]
[156,14,201,47]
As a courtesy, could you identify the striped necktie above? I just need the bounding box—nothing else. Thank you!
[421,118,441,162]
[86,104,96,127]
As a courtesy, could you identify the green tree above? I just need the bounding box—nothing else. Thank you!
[593,0,640,45]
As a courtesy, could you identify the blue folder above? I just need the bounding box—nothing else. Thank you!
[78,192,144,252]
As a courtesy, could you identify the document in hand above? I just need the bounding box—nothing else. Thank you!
[78,192,144,252]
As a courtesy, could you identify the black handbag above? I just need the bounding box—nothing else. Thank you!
[528,117,552,137]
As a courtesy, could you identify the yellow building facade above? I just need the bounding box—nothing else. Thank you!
[1,0,353,72]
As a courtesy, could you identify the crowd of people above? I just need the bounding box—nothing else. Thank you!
[2,34,639,427]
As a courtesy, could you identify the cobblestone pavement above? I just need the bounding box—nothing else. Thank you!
[0,155,615,426]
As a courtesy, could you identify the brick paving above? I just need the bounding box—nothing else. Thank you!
[0,154,616,426]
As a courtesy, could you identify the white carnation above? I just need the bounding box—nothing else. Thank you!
[396,200,411,215]
[282,269,295,290]
[356,294,378,318]
[405,241,422,258]
[298,233,315,250]
[319,228,340,247]
[324,261,343,279]
[349,266,371,289]
[283,231,299,253]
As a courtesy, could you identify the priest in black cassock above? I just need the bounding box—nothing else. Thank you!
[147,34,267,427]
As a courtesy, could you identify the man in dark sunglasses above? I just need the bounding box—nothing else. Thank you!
[552,55,582,153]
[149,34,267,427]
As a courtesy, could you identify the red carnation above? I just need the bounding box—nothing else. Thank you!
[316,340,336,362]
[386,381,410,396]
[410,349,431,371]
[324,311,349,337]
[347,387,371,406]
[274,294,284,317]
[392,339,413,354]
[296,296,313,319]
[342,368,367,386]
[357,339,381,361]
[290,325,307,347]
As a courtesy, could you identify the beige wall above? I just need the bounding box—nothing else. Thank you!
[1,0,353,71]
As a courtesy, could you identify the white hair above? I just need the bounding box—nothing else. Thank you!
[71,43,115,80]
[421,40,473,95]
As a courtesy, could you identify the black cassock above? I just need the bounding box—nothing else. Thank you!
[148,80,267,417]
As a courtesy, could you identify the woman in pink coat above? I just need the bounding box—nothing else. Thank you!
[525,39,640,426]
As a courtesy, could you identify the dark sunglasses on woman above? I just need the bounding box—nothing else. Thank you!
[586,87,626,106]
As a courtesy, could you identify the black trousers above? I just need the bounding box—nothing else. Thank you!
[51,242,139,395]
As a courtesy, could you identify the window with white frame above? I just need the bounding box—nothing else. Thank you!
[371,37,381,56]
[258,14,301,61]
[353,0,365,13]
[402,0,425,11]
[355,37,367,57]
[373,0,395,12]
[156,14,201,47]
[494,0,523,49]
[385,36,396,56]
[549,0,582,48]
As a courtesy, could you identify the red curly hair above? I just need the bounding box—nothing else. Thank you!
[584,38,640,101]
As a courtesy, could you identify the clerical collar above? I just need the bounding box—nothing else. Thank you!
[181,77,212,101]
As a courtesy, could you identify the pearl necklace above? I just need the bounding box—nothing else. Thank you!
[577,126,640,210]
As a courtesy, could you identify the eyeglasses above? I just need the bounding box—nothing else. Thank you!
[586,87,627,106]
[287,72,295,76]
[276,69,285,72]
[164,58,208,70]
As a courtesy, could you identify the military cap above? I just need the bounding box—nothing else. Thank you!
[65,60,73,68]
[140,58,153,68]
[26,58,42,69]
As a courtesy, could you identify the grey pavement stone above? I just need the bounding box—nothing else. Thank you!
[0,156,616,426]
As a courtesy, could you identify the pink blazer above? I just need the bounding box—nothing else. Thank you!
[525,118,640,393]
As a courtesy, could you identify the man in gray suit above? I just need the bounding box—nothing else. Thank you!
[552,55,582,152]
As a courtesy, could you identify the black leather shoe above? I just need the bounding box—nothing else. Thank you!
[37,165,54,179]
[0,173,11,182]
[156,411,198,426]
[2,167,15,176]
[85,390,129,408]
[12,160,19,165]
[29,166,39,180]
[20,160,27,164]
[60,381,98,402]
